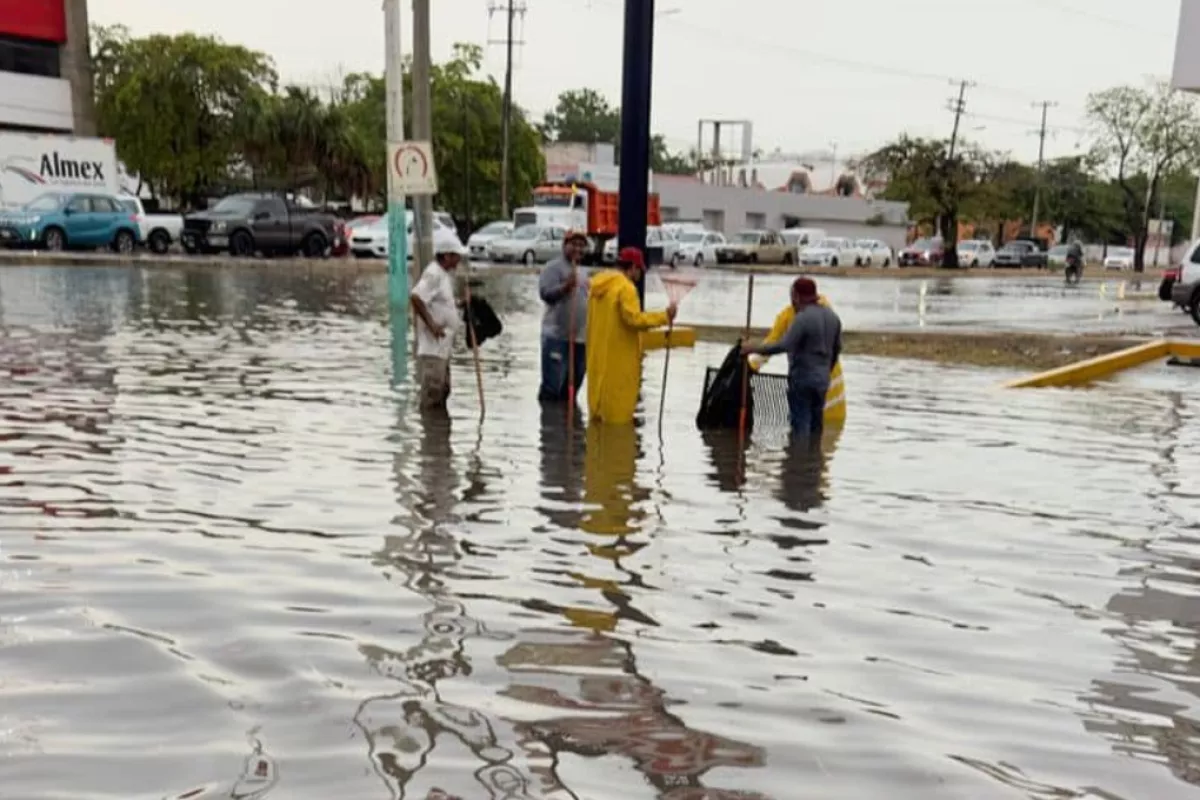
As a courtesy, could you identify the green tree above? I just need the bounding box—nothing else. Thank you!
[91,25,277,204]
[541,88,621,144]
[861,135,997,266]
[1086,82,1200,271]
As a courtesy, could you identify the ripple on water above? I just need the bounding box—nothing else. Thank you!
[0,264,1198,799]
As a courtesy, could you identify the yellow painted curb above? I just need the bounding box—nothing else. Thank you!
[642,326,697,350]
[1005,339,1200,388]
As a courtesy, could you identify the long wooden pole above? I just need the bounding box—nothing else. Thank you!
[463,269,485,418]
[737,272,754,444]
[657,317,672,438]
[566,259,579,424]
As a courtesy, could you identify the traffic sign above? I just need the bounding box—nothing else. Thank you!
[387,141,438,196]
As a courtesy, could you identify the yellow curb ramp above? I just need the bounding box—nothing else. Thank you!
[641,327,697,351]
[1005,339,1200,388]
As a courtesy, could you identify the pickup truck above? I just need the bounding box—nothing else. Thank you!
[114,196,184,254]
[180,193,340,258]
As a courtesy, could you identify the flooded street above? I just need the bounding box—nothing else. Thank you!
[3,264,1200,799]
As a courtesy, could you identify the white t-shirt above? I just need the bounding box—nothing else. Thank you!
[412,260,459,359]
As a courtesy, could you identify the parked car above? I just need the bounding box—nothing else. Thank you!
[799,237,859,267]
[114,196,184,255]
[854,238,893,267]
[781,227,827,261]
[1046,244,1070,269]
[467,220,514,260]
[1103,246,1134,270]
[1170,238,1200,322]
[675,229,725,266]
[957,239,995,268]
[601,226,683,265]
[898,236,943,267]
[993,240,1045,268]
[0,191,141,253]
[489,224,566,265]
[716,229,792,264]
[349,212,462,259]
[181,193,340,257]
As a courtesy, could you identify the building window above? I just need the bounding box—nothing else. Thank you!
[746,212,766,229]
[702,209,724,233]
[661,206,680,221]
[0,35,60,78]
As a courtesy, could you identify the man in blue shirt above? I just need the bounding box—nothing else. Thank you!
[743,277,842,436]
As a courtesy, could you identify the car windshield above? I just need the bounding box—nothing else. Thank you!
[512,226,539,240]
[478,222,510,236]
[911,238,937,249]
[211,196,257,215]
[734,232,761,243]
[1002,242,1030,251]
[816,239,842,248]
[118,199,139,213]
[23,193,65,211]
[960,242,979,251]
[1109,247,1134,258]
[679,232,704,243]
[856,240,875,248]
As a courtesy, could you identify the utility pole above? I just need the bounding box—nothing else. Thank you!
[829,141,838,187]
[383,0,410,380]
[489,1,526,220]
[941,79,972,267]
[1029,100,1057,240]
[411,0,434,271]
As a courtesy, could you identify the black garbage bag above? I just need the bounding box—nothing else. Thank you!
[462,295,503,347]
[696,342,753,430]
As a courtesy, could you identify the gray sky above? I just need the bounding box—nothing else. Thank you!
[90,0,1181,164]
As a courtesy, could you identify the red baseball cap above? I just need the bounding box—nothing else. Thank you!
[792,277,819,304]
[617,247,645,268]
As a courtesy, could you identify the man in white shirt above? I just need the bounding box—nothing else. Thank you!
[410,239,466,410]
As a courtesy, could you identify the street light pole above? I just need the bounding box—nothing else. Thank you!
[618,0,657,307]
[411,0,435,271]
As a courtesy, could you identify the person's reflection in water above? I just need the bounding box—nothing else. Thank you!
[701,429,750,493]
[777,426,841,514]
[536,404,587,531]
[356,408,535,799]
[498,627,768,799]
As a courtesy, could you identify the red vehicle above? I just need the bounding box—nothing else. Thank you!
[898,236,944,267]
[1160,265,1181,302]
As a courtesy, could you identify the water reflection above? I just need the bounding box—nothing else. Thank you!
[498,627,768,799]
[777,427,841,515]
[356,409,527,799]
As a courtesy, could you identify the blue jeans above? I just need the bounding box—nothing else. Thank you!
[539,336,586,403]
[787,383,827,437]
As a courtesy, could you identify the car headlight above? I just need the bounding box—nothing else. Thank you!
[212,222,226,233]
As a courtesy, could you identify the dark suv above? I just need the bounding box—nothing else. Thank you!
[994,240,1046,268]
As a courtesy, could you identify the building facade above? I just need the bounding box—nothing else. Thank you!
[0,0,94,134]
[655,174,910,248]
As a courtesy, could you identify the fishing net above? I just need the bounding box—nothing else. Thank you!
[656,266,701,307]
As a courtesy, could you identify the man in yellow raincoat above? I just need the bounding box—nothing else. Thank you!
[585,247,678,424]
[748,289,847,425]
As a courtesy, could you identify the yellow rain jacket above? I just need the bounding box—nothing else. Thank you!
[585,270,670,425]
[749,294,847,425]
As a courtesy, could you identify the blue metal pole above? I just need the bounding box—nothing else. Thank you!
[384,0,410,387]
[618,0,656,309]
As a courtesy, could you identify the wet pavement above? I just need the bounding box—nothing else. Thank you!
[2,263,1200,799]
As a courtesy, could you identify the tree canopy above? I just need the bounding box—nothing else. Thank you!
[540,87,695,175]
[91,30,545,224]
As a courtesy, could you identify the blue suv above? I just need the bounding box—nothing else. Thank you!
[0,191,142,253]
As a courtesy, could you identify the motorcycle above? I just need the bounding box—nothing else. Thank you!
[1064,253,1082,285]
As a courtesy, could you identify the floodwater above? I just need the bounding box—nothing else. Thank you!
[3,264,1200,799]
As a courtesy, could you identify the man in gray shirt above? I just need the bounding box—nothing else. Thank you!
[744,277,842,436]
[538,230,591,403]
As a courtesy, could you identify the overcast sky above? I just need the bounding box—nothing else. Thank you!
[89,0,1181,165]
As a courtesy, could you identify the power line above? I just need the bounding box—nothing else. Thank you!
[488,0,526,219]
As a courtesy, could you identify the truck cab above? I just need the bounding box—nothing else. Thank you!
[515,181,662,265]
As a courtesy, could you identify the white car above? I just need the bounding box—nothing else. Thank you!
[799,237,859,267]
[488,224,566,264]
[115,195,184,255]
[602,226,680,265]
[1104,246,1134,270]
[854,239,894,267]
[466,220,513,261]
[675,230,725,266]
[349,213,461,259]
[957,239,996,268]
